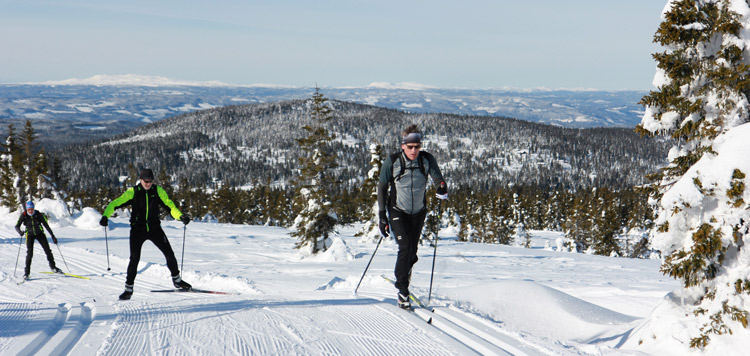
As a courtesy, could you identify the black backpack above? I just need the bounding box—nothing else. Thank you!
[390,151,427,182]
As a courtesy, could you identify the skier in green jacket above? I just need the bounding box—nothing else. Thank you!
[15,201,63,279]
[99,168,192,300]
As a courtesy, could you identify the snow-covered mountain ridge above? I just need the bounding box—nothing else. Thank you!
[0,76,647,148]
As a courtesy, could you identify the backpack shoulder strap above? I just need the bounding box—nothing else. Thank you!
[417,151,427,177]
[390,152,405,182]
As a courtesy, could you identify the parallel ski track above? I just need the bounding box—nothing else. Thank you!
[362,290,551,356]
[14,304,68,356]
[318,303,457,355]
[421,306,552,356]
[434,306,554,356]
[97,296,466,355]
[3,302,98,356]
[0,303,42,352]
[4,243,553,355]
[104,301,192,355]
[34,303,95,356]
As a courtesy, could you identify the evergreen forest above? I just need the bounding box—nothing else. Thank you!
[1,98,670,258]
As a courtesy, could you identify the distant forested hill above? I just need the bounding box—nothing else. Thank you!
[55,100,668,193]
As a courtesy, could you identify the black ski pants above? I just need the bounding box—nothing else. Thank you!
[126,226,180,286]
[389,208,427,296]
[25,234,57,275]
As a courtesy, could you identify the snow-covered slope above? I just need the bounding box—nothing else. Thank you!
[0,199,680,355]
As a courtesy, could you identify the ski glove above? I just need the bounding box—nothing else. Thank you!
[436,181,449,200]
[51,235,58,244]
[378,211,389,238]
[180,214,191,225]
[99,216,108,227]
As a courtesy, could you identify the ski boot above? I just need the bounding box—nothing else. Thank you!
[119,284,134,300]
[52,267,64,274]
[398,293,411,309]
[172,275,192,290]
[23,274,30,280]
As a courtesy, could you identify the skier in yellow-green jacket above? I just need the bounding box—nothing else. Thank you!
[99,168,192,300]
[15,201,63,279]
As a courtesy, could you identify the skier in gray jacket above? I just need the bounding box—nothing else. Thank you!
[377,124,448,309]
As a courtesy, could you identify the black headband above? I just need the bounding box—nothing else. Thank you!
[402,132,422,144]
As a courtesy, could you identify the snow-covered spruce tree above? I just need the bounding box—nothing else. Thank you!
[356,143,385,243]
[290,88,339,254]
[0,124,23,208]
[20,120,38,200]
[0,121,64,208]
[590,188,623,256]
[513,223,531,248]
[635,0,750,349]
[562,189,595,252]
[509,193,526,247]
[489,190,514,244]
[33,150,53,199]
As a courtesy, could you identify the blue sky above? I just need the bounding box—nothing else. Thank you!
[0,0,665,90]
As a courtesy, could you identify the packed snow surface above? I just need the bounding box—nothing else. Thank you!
[0,200,681,355]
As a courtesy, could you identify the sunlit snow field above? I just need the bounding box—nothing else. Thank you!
[0,199,679,355]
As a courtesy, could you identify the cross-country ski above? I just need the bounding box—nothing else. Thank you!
[381,274,430,311]
[150,288,238,295]
[40,271,90,279]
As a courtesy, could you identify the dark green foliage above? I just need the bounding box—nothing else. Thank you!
[727,169,745,207]
[290,88,339,253]
[87,180,295,227]
[421,206,441,245]
[0,121,66,209]
[446,184,652,256]
[662,224,725,288]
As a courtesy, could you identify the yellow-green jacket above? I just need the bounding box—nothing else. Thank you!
[103,184,183,232]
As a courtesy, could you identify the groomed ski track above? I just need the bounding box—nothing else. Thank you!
[1,242,548,355]
[2,217,671,355]
[1,296,545,355]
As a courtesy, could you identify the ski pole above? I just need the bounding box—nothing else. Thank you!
[354,234,385,295]
[14,232,25,277]
[180,224,186,272]
[55,242,70,273]
[104,226,111,271]
[427,200,443,305]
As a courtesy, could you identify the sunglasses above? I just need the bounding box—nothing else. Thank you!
[404,144,421,150]
[142,179,153,183]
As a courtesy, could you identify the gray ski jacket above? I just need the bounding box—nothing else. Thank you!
[377,150,445,215]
